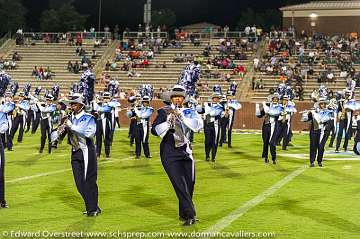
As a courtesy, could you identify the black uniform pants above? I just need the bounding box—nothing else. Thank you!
[219,117,229,147]
[11,115,24,143]
[310,129,327,164]
[336,119,351,151]
[262,123,278,161]
[129,119,136,146]
[326,120,336,147]
[204,122,219,160]
[40,119,52,153]
[32,112,41,134]
[96,119,112,157]
[277,121,291,149]
[161,156,195,220]
[135,123,150,157]
[25,110,34,132]
[0,139,5,202]
[71,144,99,213]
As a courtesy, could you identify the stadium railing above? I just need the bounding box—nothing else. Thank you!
[123,31,168,39]
[269,31,296,39]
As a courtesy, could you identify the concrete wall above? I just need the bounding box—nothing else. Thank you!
[118,100,314,131]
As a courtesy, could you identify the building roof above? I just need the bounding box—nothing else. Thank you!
[180,22,221,29]
[280,1,360,11]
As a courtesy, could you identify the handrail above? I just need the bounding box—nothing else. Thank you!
[0,32,12,48]
[123,31,168,39]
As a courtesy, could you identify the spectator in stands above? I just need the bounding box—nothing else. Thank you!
[76,34,83,46]
[12,52,21,61]
[110,62,117,71]
[105,61,111,71]
[32,66,39,77]
[94,39,101,48]
[10,61,16,70]
[67,61,73,73]
[92,49,97,59]
[162,61,167,68]
[73,61,80,74]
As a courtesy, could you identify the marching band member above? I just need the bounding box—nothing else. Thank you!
[127,96,153,159]
[225,91,241,148]
[95,92,114,159]
[52,93,100,216]
[198,92,224,162]
[302,98,333,167]
[151,85,203,226]
[10,92,29,143]
[256,93,283,164]
[353,110,360,155]
[38,95,56,154]
[0,99,9,208]
[219,96,229,147]
[3,92,15,151]
[276,95,296,150]
[127,96,137,147]
[335,89,356,152]
[326,97,338,148]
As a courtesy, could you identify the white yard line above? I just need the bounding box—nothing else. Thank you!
[7,156,138,184]
[205,166,306,234]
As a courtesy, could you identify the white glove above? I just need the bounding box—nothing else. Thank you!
[65,119,73,128]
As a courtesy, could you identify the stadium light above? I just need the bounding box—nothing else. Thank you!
[309,13,318,19]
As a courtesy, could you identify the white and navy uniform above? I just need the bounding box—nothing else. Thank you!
[95,102,113,158]
[2,101,14,150]
[198,103,224,161]
[226,99,241,147]
[68,111,99,213]
[256,102,282,162]
[110,100,121,140]
[326,100,338,148]
[151,104,203,220]
[353,117,360,155]
[29,102,41,134]
[0,105,9,204]
[276,102,296,150]
[336,99,359,151]
[11,100,29,143]
[127,105,153,158]
[302,109,332,164]
[38,103,56,153]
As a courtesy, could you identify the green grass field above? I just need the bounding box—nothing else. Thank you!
[0,130,360,239]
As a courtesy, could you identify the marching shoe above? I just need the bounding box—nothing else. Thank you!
[183,218,196,226]
[0,201,8,208]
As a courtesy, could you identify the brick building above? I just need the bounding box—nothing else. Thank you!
[280,1,360,36]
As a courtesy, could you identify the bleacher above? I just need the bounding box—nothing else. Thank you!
[1,32,111,93]
[101,37,256,101]
[250,38,360,101]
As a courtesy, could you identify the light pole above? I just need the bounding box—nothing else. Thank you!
[98,0,102,32]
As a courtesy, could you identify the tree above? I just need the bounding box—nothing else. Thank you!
[40,2,87,32]
[0,0,27,33]
[151,9,176,28]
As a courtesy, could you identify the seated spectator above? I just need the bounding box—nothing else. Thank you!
[105,61,111,71]
[67,61,73,72]
[76,34,83,46]
[10,61,16,70]
[3,60,9,70]
[142,58,149,68]
[73,61,80,74]
[94,39,101,48]
[162,61,167,68]
[92,49,97,59]
[31,66,39,77]
[12,52,21,61]
[44,66,53,79]
[110,62,117,71]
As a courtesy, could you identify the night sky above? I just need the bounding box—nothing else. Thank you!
[23,0,310,31]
